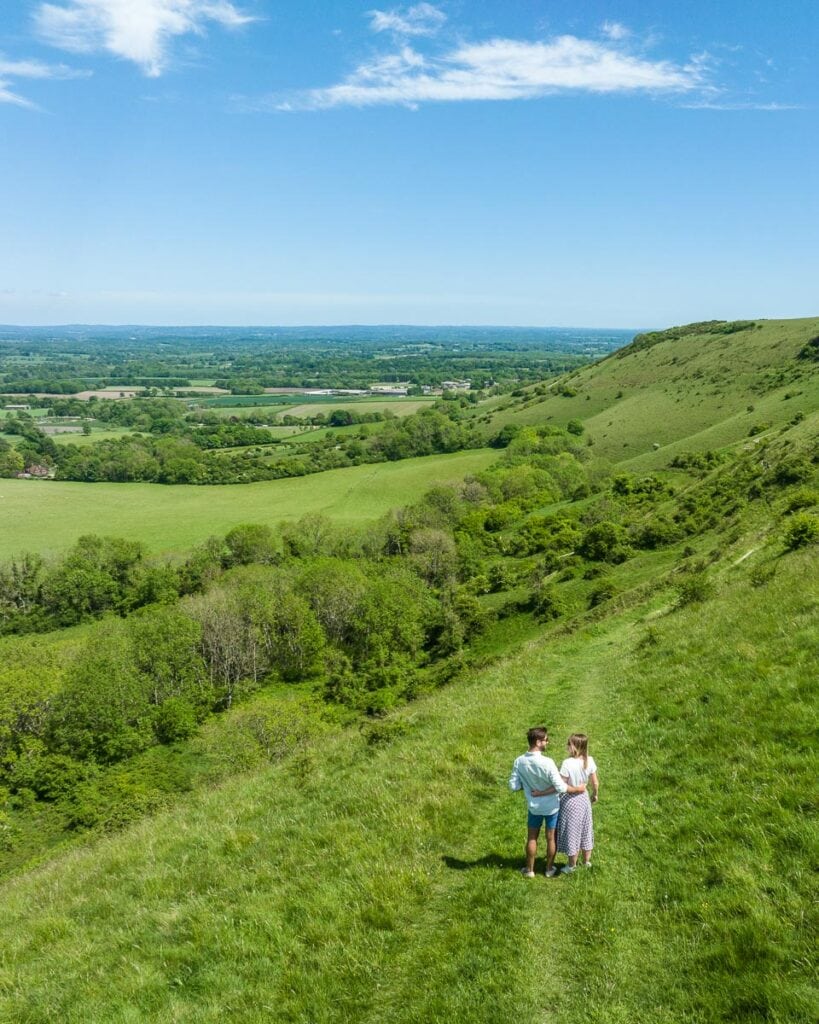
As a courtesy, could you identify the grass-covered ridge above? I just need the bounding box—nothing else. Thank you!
[490,316,819,465]
[0,541,814,1023]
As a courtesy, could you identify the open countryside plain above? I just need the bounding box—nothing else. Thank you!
[0,448,497,560]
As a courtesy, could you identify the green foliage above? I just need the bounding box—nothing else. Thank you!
[47,627,155,763]
[783,513,819,550]
[796,334,819,360]
[223,523,279,566]
[529,582,566,621]
[578,521,631,563]
[675,571,715,607]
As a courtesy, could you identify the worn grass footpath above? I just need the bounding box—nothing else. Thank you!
[0,549,815,1023]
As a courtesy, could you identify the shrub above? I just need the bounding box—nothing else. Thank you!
[676,572,715,607]
[772,457,812,486]
[530,584,566,621]
[588,580,617,608]
[783,513,819,550]
[152,698,198,744]
[785,488,818,513]
[566,419,584,436]
[578,521,631,563]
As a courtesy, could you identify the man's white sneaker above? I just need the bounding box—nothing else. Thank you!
[544,867,558,877]
[520,868,536,878]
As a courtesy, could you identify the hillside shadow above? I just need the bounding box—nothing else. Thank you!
[442,853,522,871]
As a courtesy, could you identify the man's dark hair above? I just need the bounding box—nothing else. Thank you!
[527,726,548,747]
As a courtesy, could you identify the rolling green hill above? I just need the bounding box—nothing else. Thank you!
[488,317,819,468]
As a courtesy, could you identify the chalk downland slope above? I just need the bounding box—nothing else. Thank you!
[488,317,819,468]
[0,534,815,1023]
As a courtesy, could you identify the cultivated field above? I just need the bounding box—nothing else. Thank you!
[0,448,497,560]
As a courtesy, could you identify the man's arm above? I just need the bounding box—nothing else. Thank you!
[508,761,523,792]
[551,764,586,795]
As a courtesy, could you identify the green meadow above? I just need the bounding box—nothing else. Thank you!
[0,448,497,560]
[0,541,813,1023]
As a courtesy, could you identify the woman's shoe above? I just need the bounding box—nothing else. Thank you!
[560,865,576,874]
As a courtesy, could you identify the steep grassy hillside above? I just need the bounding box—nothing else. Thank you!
[489,317,819,467]
[0,536,814,1023]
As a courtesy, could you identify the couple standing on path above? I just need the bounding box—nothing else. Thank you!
[509,726,599,878]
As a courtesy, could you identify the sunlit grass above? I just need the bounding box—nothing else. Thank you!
[0,545,814,1023]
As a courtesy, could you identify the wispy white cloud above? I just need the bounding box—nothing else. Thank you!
[369,3,446,38]
[274,33,706,111]
[34,0,255,77]
[0,55,87,107]
[601,21,630,42]
[680,100,804,111]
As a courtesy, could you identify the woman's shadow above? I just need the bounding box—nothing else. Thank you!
[442,853,521,871]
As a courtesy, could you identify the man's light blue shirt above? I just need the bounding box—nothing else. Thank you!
[509,751,568,817]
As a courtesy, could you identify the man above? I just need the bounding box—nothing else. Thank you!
[509,726,586,877]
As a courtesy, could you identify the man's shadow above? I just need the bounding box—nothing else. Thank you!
[442,853,522,871]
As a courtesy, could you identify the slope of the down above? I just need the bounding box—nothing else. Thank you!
[0,540,815,1023]
[489,317,819,465]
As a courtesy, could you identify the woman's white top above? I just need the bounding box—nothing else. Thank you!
[559,755,598,787]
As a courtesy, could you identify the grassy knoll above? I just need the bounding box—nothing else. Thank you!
[0,542,814,1023]
[489,317,819,464]
[0,448,497,560]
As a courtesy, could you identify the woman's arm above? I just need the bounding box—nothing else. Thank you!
[588,771,599,803]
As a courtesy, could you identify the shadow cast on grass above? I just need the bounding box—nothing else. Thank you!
[442,853,522,871]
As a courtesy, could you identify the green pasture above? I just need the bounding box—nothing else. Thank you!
[0,448,497,560]
[0,541,813,1023]
[279,398,432,419]
[286,423,371,444]
[51,426,135,446]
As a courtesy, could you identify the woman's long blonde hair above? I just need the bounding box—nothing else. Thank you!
[567,733,589,769]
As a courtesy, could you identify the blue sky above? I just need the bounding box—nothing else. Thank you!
[1,1,817,326]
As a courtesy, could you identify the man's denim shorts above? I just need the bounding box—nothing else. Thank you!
[528,810,559,830]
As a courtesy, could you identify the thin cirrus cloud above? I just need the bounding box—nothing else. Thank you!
[33,0,255,78]
[0,55,87,107]
[368,2,447,37]
[275,33,708,111]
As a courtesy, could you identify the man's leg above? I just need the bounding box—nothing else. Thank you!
[526,826,540,873]
[545,827,558,872]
